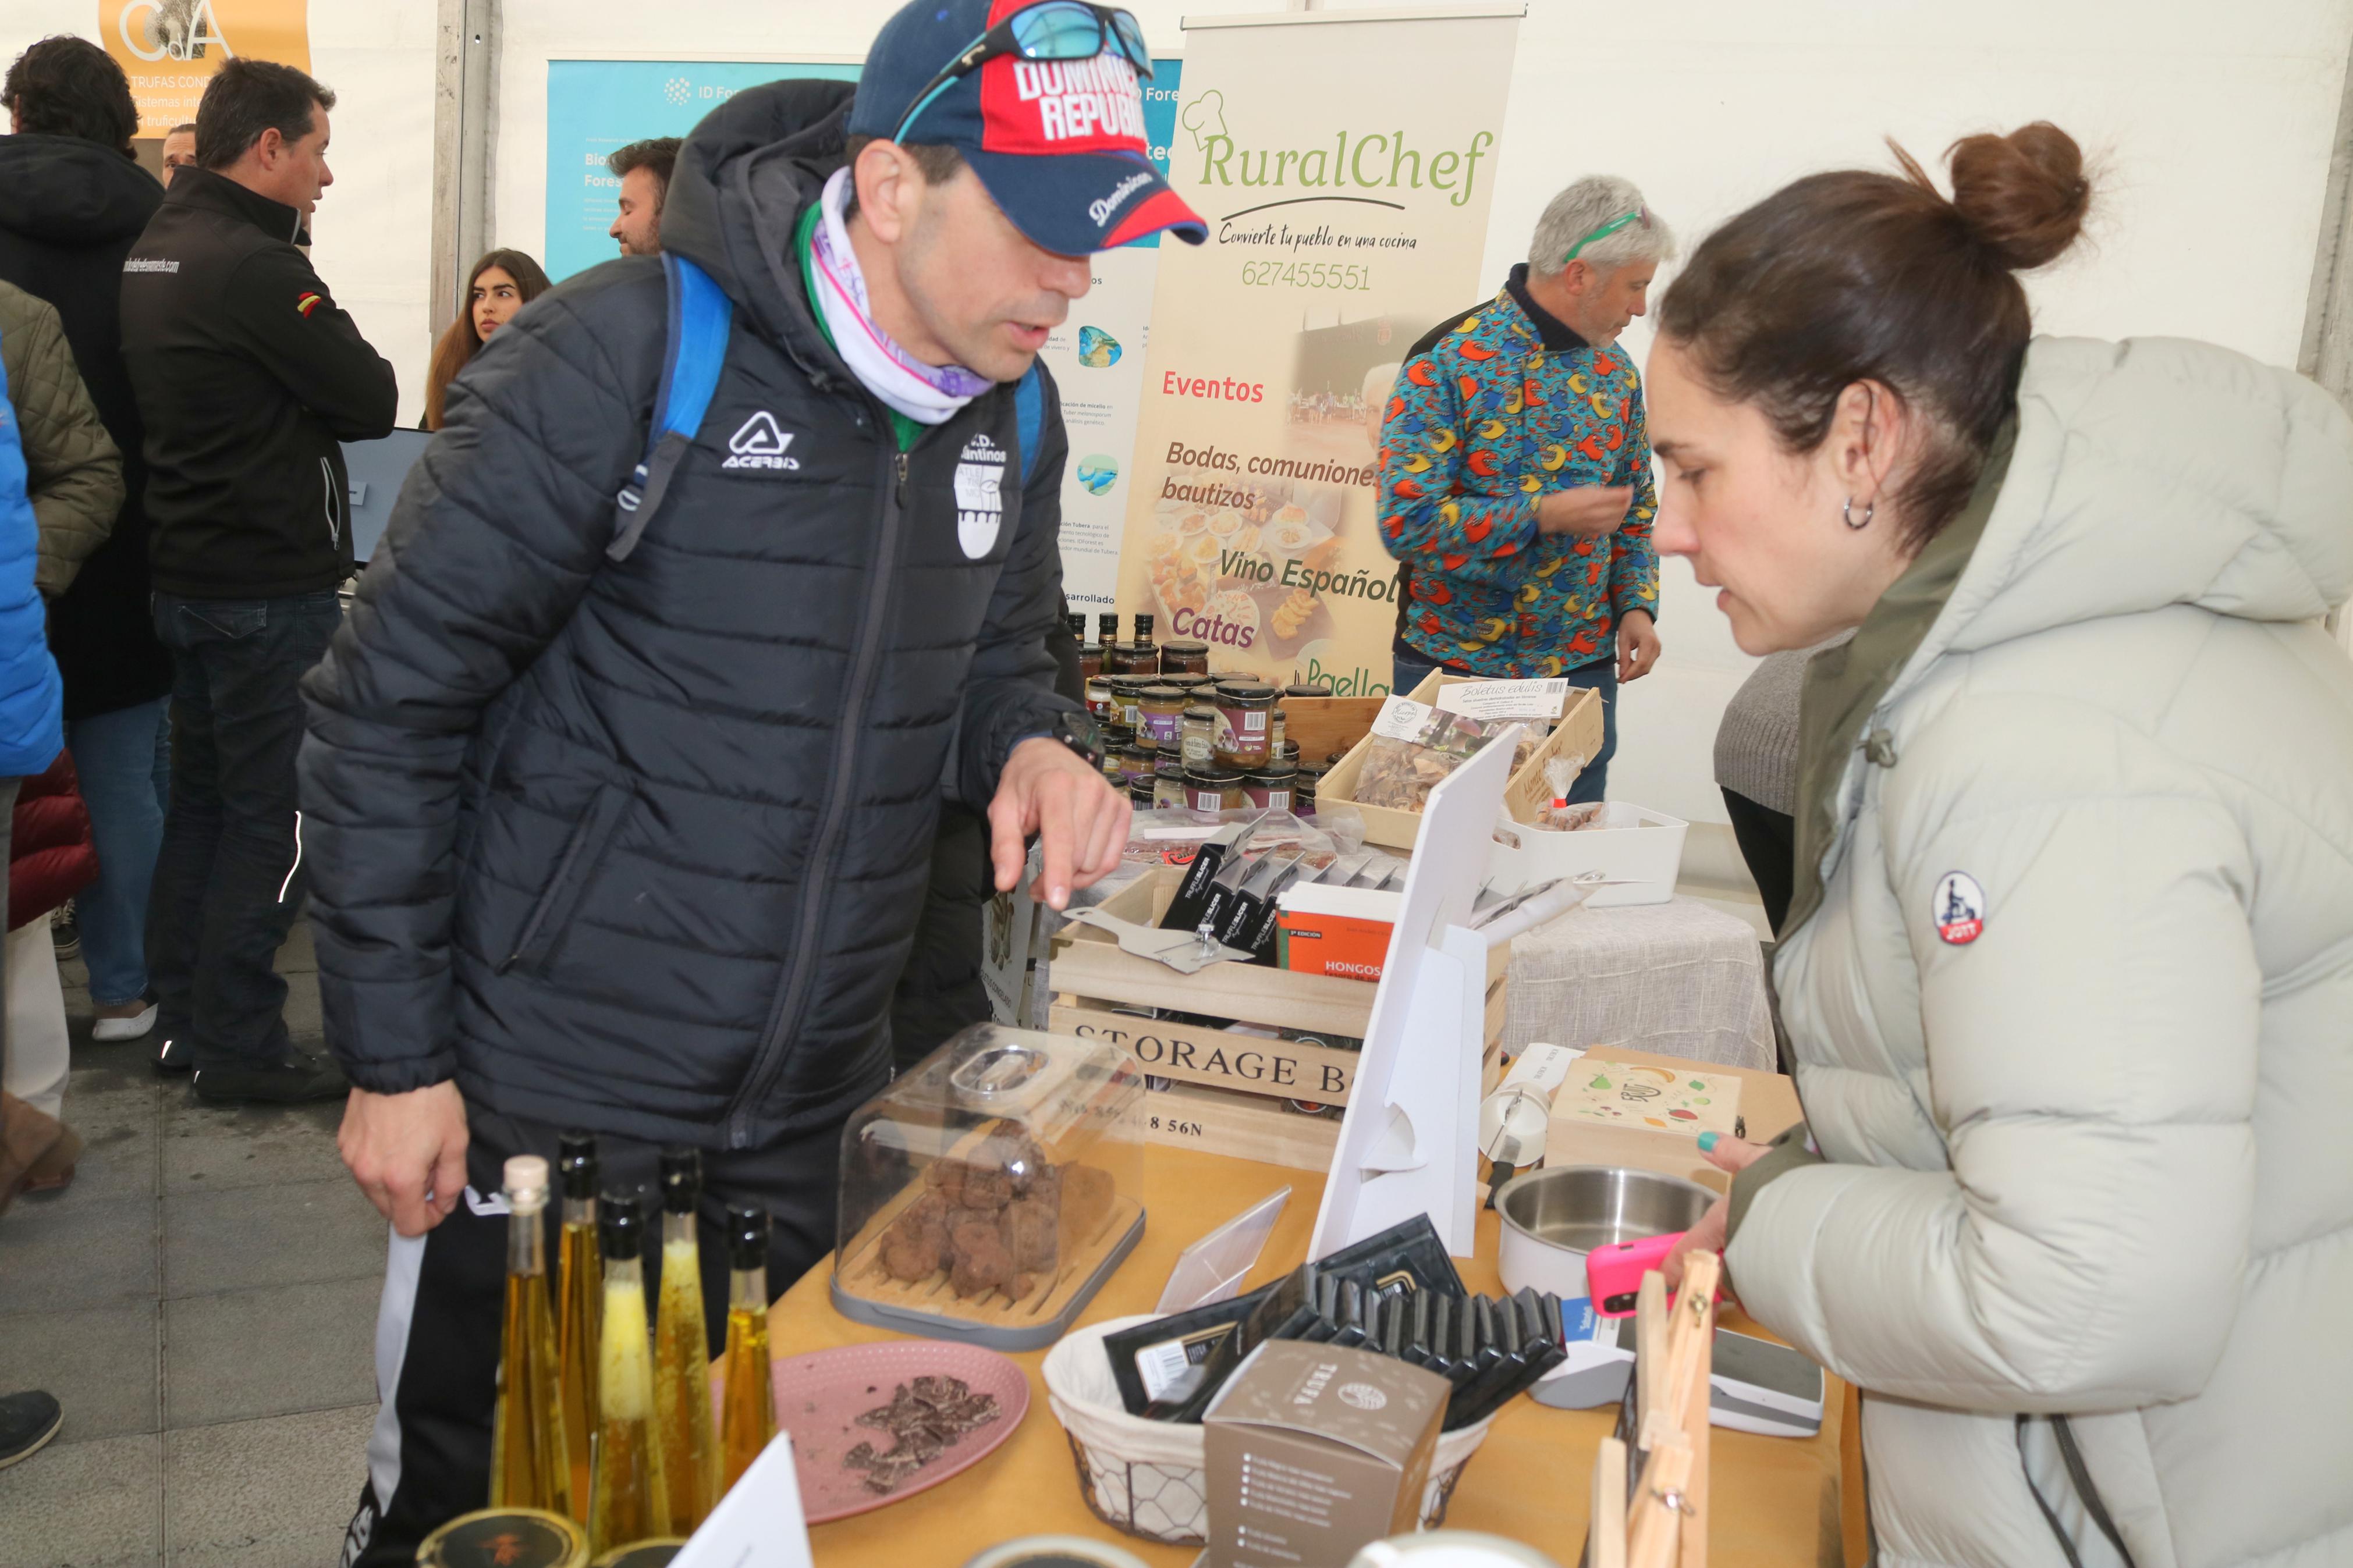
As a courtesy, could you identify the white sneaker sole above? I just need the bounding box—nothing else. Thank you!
[93,1004,160,1042]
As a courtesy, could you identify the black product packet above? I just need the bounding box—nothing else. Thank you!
[1446,1292,1569,1431]
[1378,1293,1408,1360]
[1103,1286,1271,1416]
[1241,855,1310,968]
[1443,1297,1520,1431]
[1404,1290,1436,1368]
[1194,849,1259,944]
[1314,1214,1469,1303]
[1330,1280,1369,1349]
[1169,1261,1319,1423]
[1160,819,1259,933]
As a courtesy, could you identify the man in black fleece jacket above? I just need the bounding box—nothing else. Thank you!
[120,57,396,1103]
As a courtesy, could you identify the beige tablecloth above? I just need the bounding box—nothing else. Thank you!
[1505,896,1776,1070]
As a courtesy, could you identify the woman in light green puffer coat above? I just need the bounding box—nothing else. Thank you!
[1648,123,2353,1567]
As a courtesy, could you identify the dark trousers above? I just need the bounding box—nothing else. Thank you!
[1721,787,1797,936]
[148,591,341,1069]
[1390,643,1618,803]
[341,1105,843,1568]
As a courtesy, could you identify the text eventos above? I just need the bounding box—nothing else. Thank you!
[1163,372,1265,403]
[1198,130,1494,209]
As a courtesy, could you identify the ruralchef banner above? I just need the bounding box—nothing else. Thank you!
[102,0,310,139]
[1113,6,1520,697]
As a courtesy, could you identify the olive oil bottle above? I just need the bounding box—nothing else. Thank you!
[651,1150,719,1532]
[554,1132,602,1524]
[488,1155,572,1518]
[716,1205,775,1495]
[590,1190,668,1554]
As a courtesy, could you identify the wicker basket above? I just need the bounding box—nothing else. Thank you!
[1042,1315,1496,1547]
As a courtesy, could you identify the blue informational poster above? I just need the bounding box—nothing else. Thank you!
[544,59,861,282]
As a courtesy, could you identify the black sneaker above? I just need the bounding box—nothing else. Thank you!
[154,1033,193,1075]
[50,903,77,962]
[191,1051,350,1105]
[0,1391,62,1469]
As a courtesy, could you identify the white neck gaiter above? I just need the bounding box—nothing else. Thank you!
[805,168,992,425]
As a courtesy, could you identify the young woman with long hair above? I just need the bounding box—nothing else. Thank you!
[421,249,551,431]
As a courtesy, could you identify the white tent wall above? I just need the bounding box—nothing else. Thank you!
[0,2,442,424]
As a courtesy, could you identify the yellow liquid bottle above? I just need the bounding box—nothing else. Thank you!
[488,1155,572,1519]
[716,1204,775,1495]
[651,1149,719,1533]
[554,1132,602,1527]
[590,1190,669,1556]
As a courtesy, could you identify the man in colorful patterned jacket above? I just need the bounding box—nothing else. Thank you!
[1377,176,1674,801]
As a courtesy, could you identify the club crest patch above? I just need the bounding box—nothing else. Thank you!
[955,433,1007,559]
[1933,871,1986,945]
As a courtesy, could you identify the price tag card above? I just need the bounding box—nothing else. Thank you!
[1435,678,1569,721]
[1370,694,1435,741]
[671,1434,814,1568]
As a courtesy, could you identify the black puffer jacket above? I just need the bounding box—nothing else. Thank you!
[0,134,172,720]
[298,79,1075,1149]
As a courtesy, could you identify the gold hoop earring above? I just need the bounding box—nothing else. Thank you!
[1843,497,1875,531]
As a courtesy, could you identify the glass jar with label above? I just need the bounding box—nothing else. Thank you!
[1294,763,1320,818]
[1119,741,1158,791]
[1135,685,1187,748]
[1243,760,1297,811]
[1099,724,1134,784]
[1184,762,1245,812]
[1128,779,1156,810]
[1160,640,1210,675]
[1212,681,1279,769]
[1108,679,1148,731]
[1269,706,1288,756]
[1084,675,1113,720]
[1180,705,1218,769]
[1153,758,1187,810]
[1284,682,1333,700]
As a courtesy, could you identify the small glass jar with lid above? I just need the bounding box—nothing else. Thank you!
[1118,741,1158,791]
[1269,705,1289,757]
[1108,679,1148,731]
[1284,682,1332,700]
[1084,674,1114,720]
[1180,705,1218,769]
[1184,761,1245,812]
[1099,724,1134,783]
[1243,759,1298,811]
[1293,763,1320,818]
[1152,758,1188,810]
[1159,639,1211,675]
[1128,779,1156,810]
[1135,684,1187,748]
[1212,681,1279,769]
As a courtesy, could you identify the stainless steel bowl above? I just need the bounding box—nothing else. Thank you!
[1493,1165,1716,1297]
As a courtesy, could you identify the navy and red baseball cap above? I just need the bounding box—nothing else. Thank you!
[849,0,1208,255]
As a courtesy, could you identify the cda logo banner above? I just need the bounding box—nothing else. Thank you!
[106,0,311,138]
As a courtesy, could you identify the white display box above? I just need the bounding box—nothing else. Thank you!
[1487,802,1690,908]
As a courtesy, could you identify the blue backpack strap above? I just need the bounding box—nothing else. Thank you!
[1014,363,1045,490]
[610,253,733,561]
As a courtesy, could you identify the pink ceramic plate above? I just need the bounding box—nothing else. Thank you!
[767,1341,1030,1524]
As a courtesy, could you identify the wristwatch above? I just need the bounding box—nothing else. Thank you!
[1026,707,1105,771]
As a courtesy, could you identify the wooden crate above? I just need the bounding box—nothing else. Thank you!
[1139,1037,1508,1172]
[1283,695,1385,768]
[1315,675,1606,850]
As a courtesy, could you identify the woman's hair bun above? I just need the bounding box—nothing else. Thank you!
[1940,121,2092,271]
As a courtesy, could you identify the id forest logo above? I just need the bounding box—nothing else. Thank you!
[1176,88,1494,212]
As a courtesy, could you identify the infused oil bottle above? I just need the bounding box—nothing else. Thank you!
[487,1155,572,1517]
[651,1149,719,1531]
[716,1205,775,1494]
[590,1190,668,1553]
[554,1132,602,1523]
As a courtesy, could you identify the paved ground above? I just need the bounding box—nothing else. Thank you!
[0,921,386,1568]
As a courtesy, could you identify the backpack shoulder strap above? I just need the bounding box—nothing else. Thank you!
[609,253,733,561]
[1014,362,1045,490]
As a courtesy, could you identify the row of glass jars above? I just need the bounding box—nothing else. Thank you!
[1085,675,1333,771]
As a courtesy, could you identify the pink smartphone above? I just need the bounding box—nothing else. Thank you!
[1585,1231,1685,1317]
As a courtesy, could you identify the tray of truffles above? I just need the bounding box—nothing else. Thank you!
[832,1025,1147,1349]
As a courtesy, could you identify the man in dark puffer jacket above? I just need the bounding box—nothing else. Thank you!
[302,1,1199,1555]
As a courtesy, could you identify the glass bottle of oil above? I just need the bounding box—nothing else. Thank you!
[488,1155,572,1518]
[590,1189,668,1555]
[651,1149,718,1533]
[553,1131,602,1524]
[716,1204,775,1495]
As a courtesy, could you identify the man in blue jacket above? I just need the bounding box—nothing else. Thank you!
[303,3,1199,1556]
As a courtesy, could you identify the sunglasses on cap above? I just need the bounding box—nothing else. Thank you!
[895,0,1154,143]
[1562,206,1648,265]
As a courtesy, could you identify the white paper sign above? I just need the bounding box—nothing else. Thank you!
[670,1433,814,1568]
[1370,694,1434,742]
[1435,678,1569,721]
